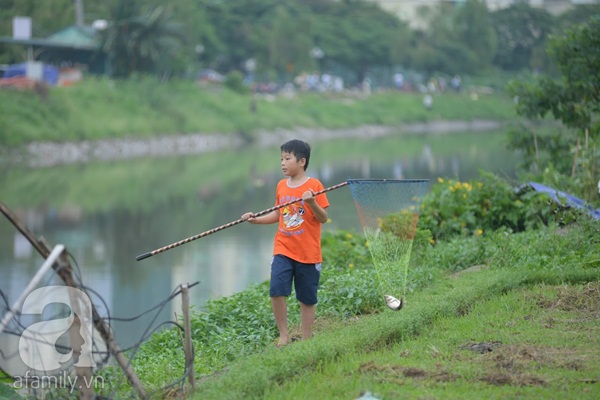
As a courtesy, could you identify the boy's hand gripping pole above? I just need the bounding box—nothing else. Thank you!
[136,181,348,261]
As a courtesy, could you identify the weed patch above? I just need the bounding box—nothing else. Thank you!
[481,371,547,387]
[528,282,600,313]
[357,361,459,385]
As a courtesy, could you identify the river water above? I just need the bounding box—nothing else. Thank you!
[0,127,519,351]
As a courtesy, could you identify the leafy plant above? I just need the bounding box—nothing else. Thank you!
[321,230,371,270]
[378,210,419,239]
[418,171,567,241]
[224,71,248,94]
[507,15,599,202]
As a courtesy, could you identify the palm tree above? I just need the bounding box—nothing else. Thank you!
[100,1,185,78]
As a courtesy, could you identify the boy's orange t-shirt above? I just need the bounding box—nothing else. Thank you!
[272,177,329,263]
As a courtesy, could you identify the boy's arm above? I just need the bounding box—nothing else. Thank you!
[241,210,279,225]
[302,190,328,223]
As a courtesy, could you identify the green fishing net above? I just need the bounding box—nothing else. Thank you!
[348,179,429,309]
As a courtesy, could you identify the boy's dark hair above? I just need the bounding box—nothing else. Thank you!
[281,139,311,170]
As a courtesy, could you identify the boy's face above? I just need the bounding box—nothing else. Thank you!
[281,151,306,176]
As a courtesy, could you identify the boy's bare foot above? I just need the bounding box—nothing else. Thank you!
[275,335,290,348]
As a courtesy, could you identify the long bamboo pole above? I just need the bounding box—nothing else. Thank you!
[136,180,348,261]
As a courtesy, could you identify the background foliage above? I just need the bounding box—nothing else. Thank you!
[508,16,599,203]
[1,0,599,86]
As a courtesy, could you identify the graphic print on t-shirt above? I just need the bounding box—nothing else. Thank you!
[281,204,305,230]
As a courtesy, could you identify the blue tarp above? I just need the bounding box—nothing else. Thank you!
[3,63,59,85]
[528,182,600,220]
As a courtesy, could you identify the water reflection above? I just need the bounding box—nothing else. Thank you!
[0,132,519,348]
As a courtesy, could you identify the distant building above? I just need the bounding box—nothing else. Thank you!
[0,24,106,75]
[372,0,599,28]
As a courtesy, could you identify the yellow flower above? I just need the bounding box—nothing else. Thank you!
[437,177,444,183]
[475,229,483,236]
[348,263,354,269]
[429,237,436,245]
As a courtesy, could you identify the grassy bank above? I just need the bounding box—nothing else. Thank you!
[194,269,599,400]
[253,277,600,400]
[182,214,599,399]
[2,218,598,400]
[0,76,519,146]
[80,185,598,399]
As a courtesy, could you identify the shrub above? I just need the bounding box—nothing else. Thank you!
[224,71,248,94]
[378,210,419,239]
[321,230,371,270]
[418,171,563,241]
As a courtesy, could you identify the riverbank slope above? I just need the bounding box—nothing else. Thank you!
[0,77,518,149]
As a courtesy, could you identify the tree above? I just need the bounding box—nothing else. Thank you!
[555,4,600,34]
[310,0,403,83]
[508,16,599,201]
[100,1,185,78]
[509,17,599,132]
[168,0,222,75]
[201,0,281,73]
[264,5,313,79]
[408,1,494,76]
[452,0,497,73]
[490,3,554,72]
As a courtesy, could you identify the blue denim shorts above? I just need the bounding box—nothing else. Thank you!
[270,254,322,305]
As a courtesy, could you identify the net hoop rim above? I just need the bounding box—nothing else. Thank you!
[346,179,430,184]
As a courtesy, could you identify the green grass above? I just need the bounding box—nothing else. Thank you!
[0,75,520,147]
[191,267,599,400]
[266,282,600,400]
[83,214,598,399]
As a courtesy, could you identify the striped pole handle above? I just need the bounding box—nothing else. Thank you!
[136,181,348,261]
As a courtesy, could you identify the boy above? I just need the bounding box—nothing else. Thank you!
[241,139,329,348]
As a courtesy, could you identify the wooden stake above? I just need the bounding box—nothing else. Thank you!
[585,128,589,149]
[0,202,147,399]
[572,137,580,177]
[533,127,539,169]
[181,284,195,390]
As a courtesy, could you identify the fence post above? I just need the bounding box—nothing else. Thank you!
[181,283,195,390]
[1,202,147,399]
